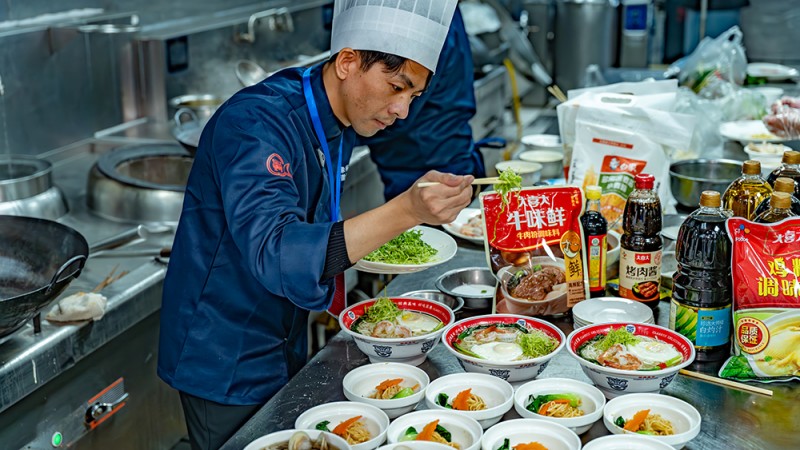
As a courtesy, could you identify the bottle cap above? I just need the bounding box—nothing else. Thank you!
[742,160,761,175]
[774,177,796,194]
[771,192,792,209]
[634,173,655,190]
[783,150,800,165]
[586,185,602,200]
[699,190,721,208]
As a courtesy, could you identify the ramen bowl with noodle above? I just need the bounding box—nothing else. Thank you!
[480,418,581,450]
[340,297,455,365]
[441,314,565,383]
[567,323,695,398]
[497,257,568,316]
[513,377,606,435]
[582,435,674,450]
[386,409,483,450]
[295,401,390,450]
[603,393,702,449]
[424,373,514,429]
[243,429,352,450]
[343,362,430,419]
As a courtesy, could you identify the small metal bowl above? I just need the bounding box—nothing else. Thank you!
[435,267,497,310]
[669,159,742,208]
[400,290,464,313]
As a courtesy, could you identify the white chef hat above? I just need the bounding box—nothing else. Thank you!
[331,0,458,73]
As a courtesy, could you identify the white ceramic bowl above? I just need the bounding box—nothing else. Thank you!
[244,429,352,450]
[480,418,581,450]
[566,323,695,399]
[518,150,564,179]
[513,377,606,435]
[424,373,514,429]
[521,134,562,150]
[441,314,565,383]
[340,297,455,365]
[582,435,674,450]
[603,393,702,449]
[376,442,454,450]
[342,362,429,419]
[295,402,390,450]
[744,142,791,172]
[386,409,483,450]
[495,161,543,186]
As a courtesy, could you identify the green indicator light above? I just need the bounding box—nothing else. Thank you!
[51,432,63,447]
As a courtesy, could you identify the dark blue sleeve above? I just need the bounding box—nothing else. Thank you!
[211,98,335,311]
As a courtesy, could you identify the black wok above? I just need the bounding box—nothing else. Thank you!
[0,216,89,338]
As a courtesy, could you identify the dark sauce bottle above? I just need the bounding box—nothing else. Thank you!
[755,192,798,223]
[581,185,607,298]
[766,150,800,197]
[754,177,800,217]
[670,191,732,362]
[619,174,662,309]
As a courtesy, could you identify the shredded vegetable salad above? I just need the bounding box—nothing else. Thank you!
[495,168,523,210]
[363,229,438,265]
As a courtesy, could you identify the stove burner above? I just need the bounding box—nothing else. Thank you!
[0,156,68,220]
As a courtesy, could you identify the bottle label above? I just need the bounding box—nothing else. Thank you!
[619,248,661,302]
[670,300,732,348]
[586,233,607,293]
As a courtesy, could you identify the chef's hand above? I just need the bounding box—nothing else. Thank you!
[403,170,474,225]
[770,96,800,114]
[763,98,800,140]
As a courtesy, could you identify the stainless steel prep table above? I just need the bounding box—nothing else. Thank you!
[222,244,800,450]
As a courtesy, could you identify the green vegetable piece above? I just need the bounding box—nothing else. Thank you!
[719,355,757,380]
[614,416,626,428]
[526,393,581,413]
[495,169,522,211]
[436,393,450,407]
[435,425,452,442]
[663,354,683,368]
[400,426,418,441]
[363,229,438,264]
[764,356,773,362]
[596,327,641,352]
[392,387,415,399]
[364,297,401,323]
[636,430,657,435]
[496,438,511,450]
[516,330,558,358]
[315,420,331,432]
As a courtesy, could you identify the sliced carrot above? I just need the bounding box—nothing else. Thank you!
[452,389,473,411]
[514,442,548,450]
[375,378,403,391]
[537,399,571,416]
[623,409,651,432]
[332,416,363,436]
[410,384,420,391]
[416,419,440,441]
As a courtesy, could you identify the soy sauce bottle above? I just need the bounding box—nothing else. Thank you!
[581,185,607,298]
[766,150,800,196]
[753,177,800,217]
[754,192,798,223]
[670,191,732,362]
[619,174,662,308]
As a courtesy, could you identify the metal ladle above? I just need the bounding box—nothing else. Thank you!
[89,223,173,257]
[235,60,269,87]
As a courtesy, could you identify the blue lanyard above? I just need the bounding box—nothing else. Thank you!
[302,67,342,222]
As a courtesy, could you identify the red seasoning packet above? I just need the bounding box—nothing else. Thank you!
[480,186,588,316]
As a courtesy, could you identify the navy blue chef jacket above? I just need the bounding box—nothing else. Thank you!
[158,63,354,405]
[358,7,483,200]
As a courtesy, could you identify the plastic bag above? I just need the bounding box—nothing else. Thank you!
[666,26,747,92]
[763,98,800,140]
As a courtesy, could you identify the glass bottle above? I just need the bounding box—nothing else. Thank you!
[670,191,733,362]
[619,174,662,309]
[766,150,800,197]
[581,185,607,298]
[754,177,800,217]
[754,192,798,223]
[721,160,772,220]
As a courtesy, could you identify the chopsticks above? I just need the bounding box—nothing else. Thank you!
[547,84,568,103]
[92,264,129,293]
[679,369,773,397]
[417,177,500,188]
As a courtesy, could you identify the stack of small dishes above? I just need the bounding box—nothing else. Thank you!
[572,297,654,330]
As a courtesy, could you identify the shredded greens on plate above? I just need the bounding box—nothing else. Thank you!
[517,329,558,358]
[363,229,438,265]
[364,297,401,323]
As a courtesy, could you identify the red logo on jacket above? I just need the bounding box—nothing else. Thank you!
[266,153,292,178]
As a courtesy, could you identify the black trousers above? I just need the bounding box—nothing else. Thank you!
[179,391,262,450]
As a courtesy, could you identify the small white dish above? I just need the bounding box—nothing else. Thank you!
[424,373,514,429]
[603,393,702,449]
[719,120,784,143]
[744,142,791,171]
[244,430,352,450]
[521,134,562,149]
[441,208,484,245]
[354,226,457,275]
[480,418,581,450]
[342,362,429,419]
[387,409,483,450]
[376,442,454,450]
[518,150,564,179]
[747,62,800,81]
[513,377,606,435]
[295,402,390,450]
[582,435,674,450]
[572,297,654,327]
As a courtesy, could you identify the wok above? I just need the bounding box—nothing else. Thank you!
[171,108,205,156]
[0,216,89,338]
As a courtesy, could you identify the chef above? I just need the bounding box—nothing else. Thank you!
[157,1,470,449]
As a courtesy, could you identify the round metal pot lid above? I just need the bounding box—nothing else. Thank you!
[0,156,53,201]
[96,143,193,192]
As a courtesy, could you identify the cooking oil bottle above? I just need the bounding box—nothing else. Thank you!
[766,150,800,196]
[721,160,772,220]
[754,177,800,217]
[670,191,732,362]
[754,192,798,223]
[619,174,662,308]
[581,185,607,298]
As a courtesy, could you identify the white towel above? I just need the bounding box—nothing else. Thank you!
[46,292,108,322]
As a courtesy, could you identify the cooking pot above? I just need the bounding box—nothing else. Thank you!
[168,94,224,123]
[0,216,88,338]
[171,108,204,156]
[0,156,68,220]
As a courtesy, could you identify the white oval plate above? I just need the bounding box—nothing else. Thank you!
[747,62,800,81]
[355,226,458,275]
[521,134,562,149]
[719,120,784,143]
[442,208,484,245]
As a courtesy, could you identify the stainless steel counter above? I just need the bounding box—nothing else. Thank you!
[222,243,800,450]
